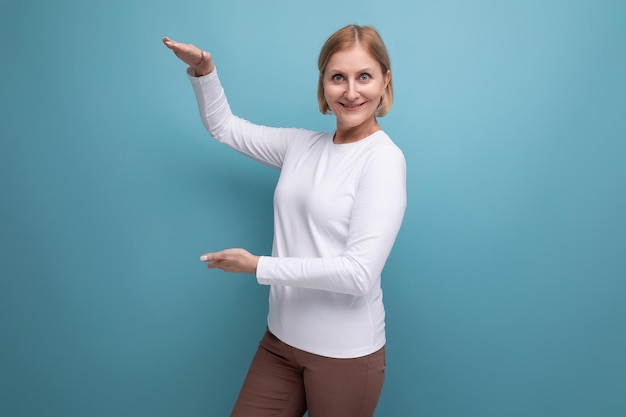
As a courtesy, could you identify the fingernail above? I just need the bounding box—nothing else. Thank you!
[200,255,208,261]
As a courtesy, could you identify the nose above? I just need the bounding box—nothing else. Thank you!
[344,80,360,101]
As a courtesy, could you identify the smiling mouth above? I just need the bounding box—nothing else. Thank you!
[341,102,365,109]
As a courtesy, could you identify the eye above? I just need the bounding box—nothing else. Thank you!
[359,73,371,81]
[331,74,344,82]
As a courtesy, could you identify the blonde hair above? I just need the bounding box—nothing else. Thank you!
[317,25,393,117]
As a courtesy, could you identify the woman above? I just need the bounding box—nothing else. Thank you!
[163,24,406,417]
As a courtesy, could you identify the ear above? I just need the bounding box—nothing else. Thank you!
[384,69,391,88]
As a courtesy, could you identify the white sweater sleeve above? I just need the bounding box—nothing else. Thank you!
[256,145,407,296]
[187,68,293,169]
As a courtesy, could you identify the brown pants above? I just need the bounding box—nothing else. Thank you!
[230,330,386,417]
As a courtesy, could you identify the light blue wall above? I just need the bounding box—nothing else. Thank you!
[1,1,624,416]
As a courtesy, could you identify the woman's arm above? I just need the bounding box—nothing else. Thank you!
[164,36,296,169]
[187,70,294,169]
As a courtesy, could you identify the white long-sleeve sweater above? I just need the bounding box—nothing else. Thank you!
[188,69,407,358]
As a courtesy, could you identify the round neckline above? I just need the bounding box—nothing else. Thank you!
[331,130,383,147]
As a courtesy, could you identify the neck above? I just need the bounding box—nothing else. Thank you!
[333,120,381,144]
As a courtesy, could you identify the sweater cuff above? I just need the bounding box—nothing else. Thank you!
[186,66,219,83]
[256,256,272,286]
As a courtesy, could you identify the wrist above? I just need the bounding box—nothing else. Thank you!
[194,50,215,77]
[252,256,260,275]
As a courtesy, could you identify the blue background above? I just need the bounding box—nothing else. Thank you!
[1,0,625,416]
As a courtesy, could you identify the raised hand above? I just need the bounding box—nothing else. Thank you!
[162,36,215,76]
[200,248,260,274]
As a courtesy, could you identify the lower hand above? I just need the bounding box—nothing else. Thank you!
[200,248,260,274]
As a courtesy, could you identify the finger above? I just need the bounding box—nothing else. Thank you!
[162,36,179,45]
[162,37,175,48]
[200,251,226,262]
[163,37,188,54]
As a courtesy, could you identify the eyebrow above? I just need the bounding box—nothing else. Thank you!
[326,66,375,74]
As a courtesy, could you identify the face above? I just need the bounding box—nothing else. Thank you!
[322,45,390,136]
